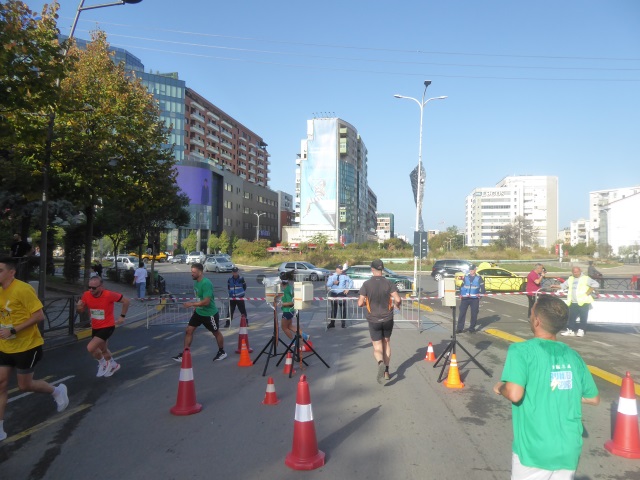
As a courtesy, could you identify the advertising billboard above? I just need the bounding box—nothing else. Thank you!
[300,119,337,231]
[176,165,212,229]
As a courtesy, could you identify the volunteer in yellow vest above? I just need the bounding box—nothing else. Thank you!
[553,266,599,337]
[0,257,69,442]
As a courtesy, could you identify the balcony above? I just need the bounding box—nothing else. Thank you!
[221,130,233,139]
[221,140,233,149]
[248,157,256,165]
[191,124,205,135]
[207,121,219,131]
[206,111,219,120]
[191,101,205,111]
[206,133,220,143]
[190,138,204,148]
[190,150,204,159]
[221,151,232,161]
[239,173,246,179]
[238,143,247,151]
[190,111,205,124]
[221,119,233,129]
[206,145,219,154]
[249,168,256,174]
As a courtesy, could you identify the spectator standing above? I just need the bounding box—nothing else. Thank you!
[526,263,545,318]
[172,263,226,363]
[326,266,353,328]
[92,262,103,278]
[133,262,147,300]
[493,295,599,478]
[10,234,31,258]
[77,276,130,377]
[226,267,247,328]
[457,264,485,333]
[0,257,69,442]
[553,266,599,337]
[357,259,402,384]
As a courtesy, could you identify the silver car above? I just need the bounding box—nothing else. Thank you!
[277,261,330,281]
[204,255,235,273]
[186,251,206,264]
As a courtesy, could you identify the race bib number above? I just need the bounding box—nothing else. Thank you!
[90,309,106,322]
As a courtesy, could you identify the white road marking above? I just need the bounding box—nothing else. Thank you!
[630,352,640,358]
[164,331,184,340]
[517,318,528,323]
[591,341,613,347]
[502,314,511,318]
[9,375,75,403]
[114,346,149,360]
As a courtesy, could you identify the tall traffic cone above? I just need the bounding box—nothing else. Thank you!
[605,371,640,458]
[262,377,280,405]
[424,342,436,362]
[443,354,464,389]
[237,339,253,367]
[235,314,253,354]
[170,348,202,415]
[300,339,313,353]
[283,352,296,375]
[285,375,325,470]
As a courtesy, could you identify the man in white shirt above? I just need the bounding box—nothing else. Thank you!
[133,262,148,300]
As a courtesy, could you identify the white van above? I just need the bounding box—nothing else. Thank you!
[116,256,139,271]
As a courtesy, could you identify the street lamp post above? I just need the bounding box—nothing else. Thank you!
[38,0,143,299]
[254,212,266,241]
[394,81,447,295]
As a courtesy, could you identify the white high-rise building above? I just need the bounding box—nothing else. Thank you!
[293,117,372,244]
[589,185,640,247]
[569,219,590,246]
[465,175,558,248]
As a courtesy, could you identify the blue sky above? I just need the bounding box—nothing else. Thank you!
[30,1,640,240]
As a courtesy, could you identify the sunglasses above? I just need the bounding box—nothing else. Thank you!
[87,286,100,291]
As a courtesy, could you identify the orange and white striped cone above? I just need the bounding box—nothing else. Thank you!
[283,351,296,375]
[285,375,325,470]
[605,371,640,458]
[262,376,280,405]
[235,314,253,354]
[170,348,202,415]
[237,339,253,367]
[424,342,436,362]
[443,354,464,389]
[300,339,313,353]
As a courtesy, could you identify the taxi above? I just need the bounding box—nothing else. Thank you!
[455,262,527,292]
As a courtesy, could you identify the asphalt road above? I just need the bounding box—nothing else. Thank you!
[2,265,640,479]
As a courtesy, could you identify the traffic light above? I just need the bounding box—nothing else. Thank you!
[413,231,428,259]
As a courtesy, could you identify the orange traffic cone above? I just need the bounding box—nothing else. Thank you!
[170,348,202,415]
[605,371,640,458]
[285,375,325,470]
[300,339,313,353]
[443,354,464,389]
[424,342,436,362]
[235,314,253,354]
[237,339,253,367]
[262,376,280,405]
[283,352,296,375]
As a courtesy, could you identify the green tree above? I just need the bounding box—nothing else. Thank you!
[182,231,197,253]
[207,232,220,253]
[218,230,230,254]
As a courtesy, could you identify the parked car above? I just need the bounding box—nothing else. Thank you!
[186,251,206,264]
[344,265,414,292]
[204,255,235,273]
[431,259,474,281]
[142,252,167,262]
[277,262,330,281]
[169,254,187,264]
[454,262,527,292]
[115,256,139,271]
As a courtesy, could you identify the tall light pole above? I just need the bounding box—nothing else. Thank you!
[254,212,266,241]
[394,81,447,294]
[38,0,143,300]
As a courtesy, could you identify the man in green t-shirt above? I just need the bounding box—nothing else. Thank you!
[278,277,309,341]
[493,295,600,478]
[172,263,226,363]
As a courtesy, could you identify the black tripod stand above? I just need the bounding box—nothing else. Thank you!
[252,299,293,377]
[434,306,492,382]
[277,309,330,378]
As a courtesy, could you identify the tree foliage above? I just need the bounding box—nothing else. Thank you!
[495,216,537,250]
[181,232,197,253]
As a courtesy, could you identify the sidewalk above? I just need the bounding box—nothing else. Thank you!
[43,276,147,349]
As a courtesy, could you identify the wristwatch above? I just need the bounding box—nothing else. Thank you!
[9,327,17,335]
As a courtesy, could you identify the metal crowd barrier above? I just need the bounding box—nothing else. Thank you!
[325,296,423,330]
[145,295,230,329]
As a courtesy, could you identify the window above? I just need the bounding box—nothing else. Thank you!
[224,183,233,192]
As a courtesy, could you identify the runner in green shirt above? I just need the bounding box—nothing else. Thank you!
[494,295,600,478]
[172,262,226,363]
